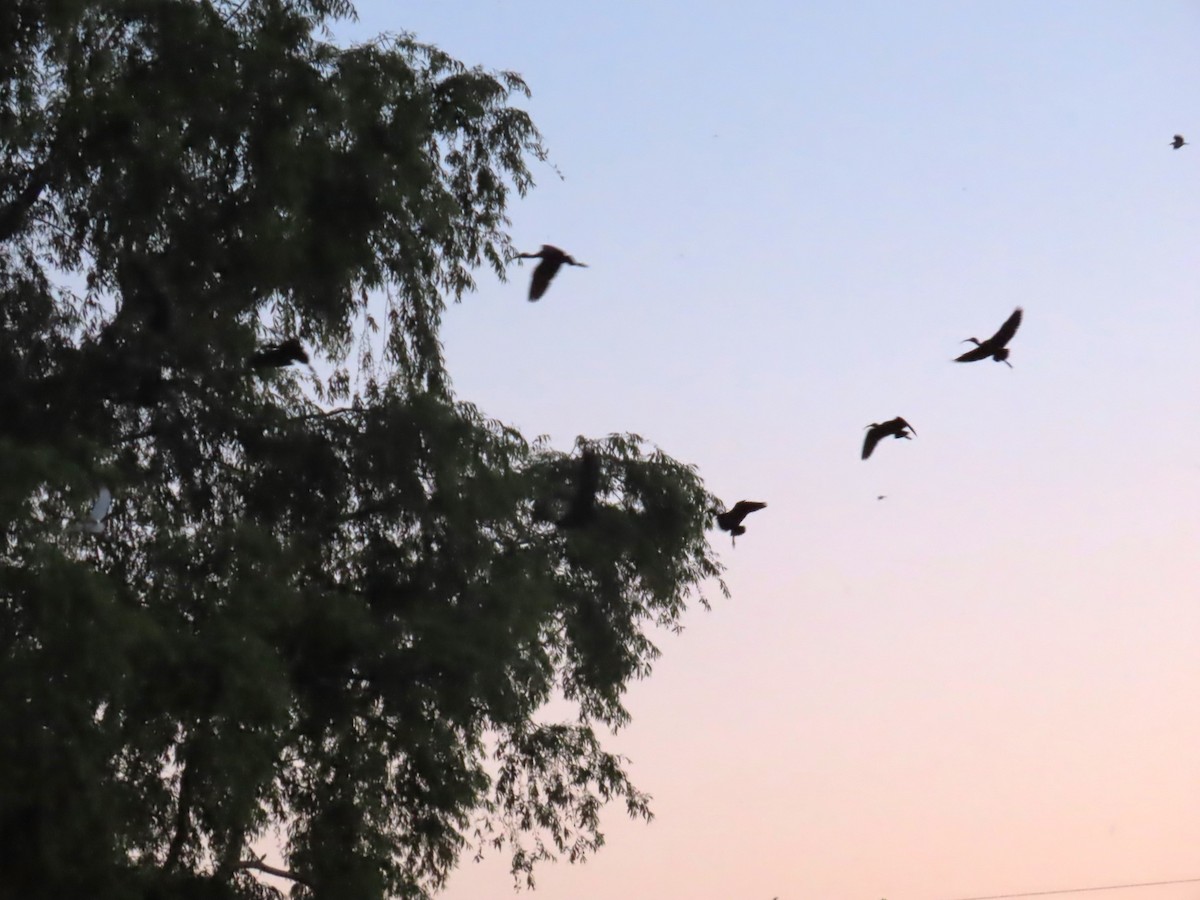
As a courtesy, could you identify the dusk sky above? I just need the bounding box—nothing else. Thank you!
[330,4,1200,899]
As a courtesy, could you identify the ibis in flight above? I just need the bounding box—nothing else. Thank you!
[955,307,1023,368]
[862,418,916,460]
[716,500,766,546]
[516,245,588,301]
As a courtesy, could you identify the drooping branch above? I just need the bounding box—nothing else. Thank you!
[234,856,313,888]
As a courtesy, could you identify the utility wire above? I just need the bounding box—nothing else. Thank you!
[941,876,1200,900]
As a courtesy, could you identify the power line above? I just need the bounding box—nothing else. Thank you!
[941,876,1200,900]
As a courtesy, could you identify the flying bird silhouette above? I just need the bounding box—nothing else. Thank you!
[862,417,915,460]
[715,500,766,546]
[70,486,112,534]
[955,307,1023,368]
[250,338,309,370]
[516,245,587,301]
[1172,134,1187,149]
[557,448,600,529]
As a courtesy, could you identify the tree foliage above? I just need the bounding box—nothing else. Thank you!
[0,1,725,898]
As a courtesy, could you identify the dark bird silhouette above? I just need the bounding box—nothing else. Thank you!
[715,500,766,546]
[955,307,1022,368]
[557,448,600,529]
[862,417,915,460]
[1172,134,1187,149]
[250,338,309,370]
[516,244,587,301]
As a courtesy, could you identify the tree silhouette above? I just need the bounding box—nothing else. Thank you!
[0,2,725,897]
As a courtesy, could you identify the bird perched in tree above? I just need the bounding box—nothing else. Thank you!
[557,448,600,529]
[955,307,1023,368]
[70,486,112,534]
[862,418,915,460]
[250,337,309,370]
[1172,134,1187,149]
[715,500,766,546]
[515,245,587,301]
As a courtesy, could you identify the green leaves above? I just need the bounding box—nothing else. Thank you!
[0,2,726,898]
[491,722,653,886]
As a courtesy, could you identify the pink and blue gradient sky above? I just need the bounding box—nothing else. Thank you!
[333,3,1200,898]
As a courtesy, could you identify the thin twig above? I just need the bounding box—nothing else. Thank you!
[288,405,363,423]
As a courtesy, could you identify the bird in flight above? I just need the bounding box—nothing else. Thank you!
[71,486,112,534]
[1172,134,1187,149]
[250,338,309,370]
[862,417,915,460]
[715,500,766,546]
[557,448,600,529]
[515,245,587,301]
[955,307,1023,368]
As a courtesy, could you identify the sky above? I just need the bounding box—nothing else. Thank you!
[324,4,1200,899]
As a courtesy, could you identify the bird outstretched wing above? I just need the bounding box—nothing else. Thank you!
[955,344,992,363]
[529,258,561,301]
[990,307,1022,347]
[716,500,766,531]
[861,427,882,459]
[729,500,766,519]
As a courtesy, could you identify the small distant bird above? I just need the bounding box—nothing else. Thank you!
[715,500,766,546]
[955,307,1023,368]
[1172,134,1187,149]
[70,486,112,534]
[557,448,600,529]
[515,245,587,301]
[862,417,915,460]
[877,495,887,501]
[250,337,309,370]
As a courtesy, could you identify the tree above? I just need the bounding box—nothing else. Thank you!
[0,2,726,898]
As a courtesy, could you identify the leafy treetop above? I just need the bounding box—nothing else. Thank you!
[0,2,726,898]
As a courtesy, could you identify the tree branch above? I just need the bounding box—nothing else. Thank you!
[235,857,313,887]
[163,752,193,872]
[0,20,125,246]
[28,213,74,244]
[115,425,162,445]
[0,158,53,244]
[288,405,363,423]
